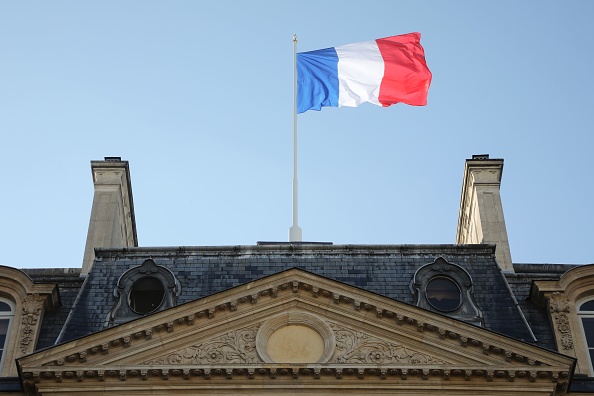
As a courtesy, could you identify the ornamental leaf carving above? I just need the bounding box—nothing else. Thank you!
[20,295,45,353]
[329,322,450,365]
[548,292,573,350]
[140,325,261,365]
[549,292,570,313]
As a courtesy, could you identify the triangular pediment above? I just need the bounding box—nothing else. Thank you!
[18,268,574,395]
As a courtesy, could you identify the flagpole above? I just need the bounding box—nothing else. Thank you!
[289,34,302,242]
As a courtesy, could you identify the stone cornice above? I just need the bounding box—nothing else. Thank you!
[21,364,571,383]
[0,266,59,308]
[531,265,594,307]
[20,364,572,396]
[94,243,497,259]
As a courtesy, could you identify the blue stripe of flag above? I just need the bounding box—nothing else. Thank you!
[296,47,339,114]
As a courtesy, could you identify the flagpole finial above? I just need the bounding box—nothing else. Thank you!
[293,34,297,43]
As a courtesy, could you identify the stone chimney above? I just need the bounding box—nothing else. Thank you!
[456,155,513,272]
[81,157,137,276]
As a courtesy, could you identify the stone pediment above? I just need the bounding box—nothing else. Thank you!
[18,268,574,395]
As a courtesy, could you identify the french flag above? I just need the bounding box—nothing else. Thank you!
[296,33,432,114]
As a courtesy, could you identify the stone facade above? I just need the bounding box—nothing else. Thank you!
[0,156,592,395]
[15,269,577,395]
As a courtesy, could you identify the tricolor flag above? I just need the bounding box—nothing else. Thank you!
[296,33,432,114]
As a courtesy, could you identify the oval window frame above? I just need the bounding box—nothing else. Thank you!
[127,276,166,315]
[425,276,462,312]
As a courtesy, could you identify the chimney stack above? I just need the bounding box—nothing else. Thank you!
[456,155,513,272]
[81,157,137,276]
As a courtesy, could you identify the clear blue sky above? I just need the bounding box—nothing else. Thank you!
[1,1,592,268]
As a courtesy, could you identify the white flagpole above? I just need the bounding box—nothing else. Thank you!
[289,34,302,242]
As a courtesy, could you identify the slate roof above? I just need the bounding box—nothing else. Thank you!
[22,268,84,350]
[505,263,579,352]
[57,243,537,346]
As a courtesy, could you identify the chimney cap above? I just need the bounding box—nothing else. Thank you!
[471,154,490,160]
[104,156,122,162]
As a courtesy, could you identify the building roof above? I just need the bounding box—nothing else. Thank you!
[21,268,84,349]
[57,243,537,346]
[505,264,579,352]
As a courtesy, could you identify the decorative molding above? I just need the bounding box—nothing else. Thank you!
[549,292,570,314]
[548,292,574,351]
[256,312,335,364]
[108,259,181,324]
[330,322,450,365]
[140,325,261,365]
[412,257,483,324]
[20,364,572,394]
[20,294,45,353]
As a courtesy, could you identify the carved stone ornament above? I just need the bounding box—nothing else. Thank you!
[549,292,570,313]
[548,292,574,351]
[329,322,450,365]
[139,317,452,366]
[256,312,336,364]
[140,324,261,365]
[20,295,45,353]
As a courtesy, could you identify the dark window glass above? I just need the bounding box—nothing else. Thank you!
[580,302,594,372]
[0,302,11,312]
[128,277,165,314]
[581,300,594,312]
[583,318,594,346]
[426,277,461,312]
[0,318,9,357]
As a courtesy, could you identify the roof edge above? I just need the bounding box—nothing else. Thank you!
[93,244,497,258]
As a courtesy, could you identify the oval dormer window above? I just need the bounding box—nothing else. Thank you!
[426,277,462,312]
[128,276,165,314]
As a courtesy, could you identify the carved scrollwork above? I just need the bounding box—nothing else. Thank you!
[548,293,574,351]
[549,292,570,313]
[141,325,262,365]
[555,312,574,350]
[329,322,450,365]
[20,295,45,353]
